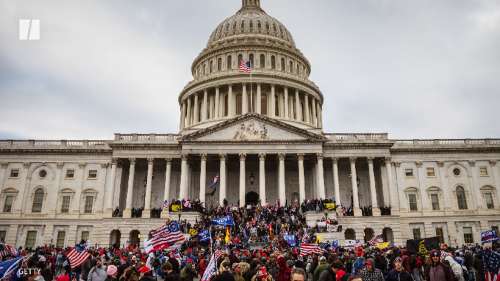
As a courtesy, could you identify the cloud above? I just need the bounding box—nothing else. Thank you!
[0,0,499,139]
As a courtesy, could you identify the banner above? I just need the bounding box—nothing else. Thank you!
[327,225,340,233]
[284,234,297,247]
[344,240,362,247]
[211,216,235,226]
[198,230,210,242]
[376,242,390,250]
[481,230,499,244]
[171,204,182,212]
[324,202,336,210]
[406,237,440,254]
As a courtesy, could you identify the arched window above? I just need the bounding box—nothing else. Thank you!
[456,186,468,210]
[271,55,276,69]
[249,20,253,32]
[289,61,293,73]
[209,61,213,73]
[257,21,262,32]
[345,229,356,240]
[227,55,232,70]
[217,58,222,71]
[260,54,265,68]
[281,58,285,71]
[249,53,254,68]
[32,188,44,213]
[202,63,206,75]
[364,228,374,243]
[238,54,243,65]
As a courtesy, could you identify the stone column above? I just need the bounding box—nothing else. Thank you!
[179,155,188,200]
[242,84,248,114]
[278,154,286,206]
[124,158,136,218]
[316,154,326,199]
[199,154,207,204]
[215,87,220,118]
[416,161,428,211]
[239,154,246,207]
[332,158,341,206]
[180,102,186,130]
[161,158,172,218]
[298,154,306,203]
[295,89,302,121]
[193,94,199,124]
[350,157,362,216]
[284,87,289,119]
[468,161,482,209]
[219,154,227,206]
[228,85,235,117]
[105,159,117,216]
[0,162,7,190]
[202,90,208,121]
[438,161,451,210]
[386,158,399,215]
[317,103,323,128]
[259,154,266,205]
[304,94,310,123]
[490,160,500,208]
[256,84,262,114]
[368,158,380,216]
[186,97,192,127]
[269,85,276,117]
[311,98,317,127]
[143,158,154,218]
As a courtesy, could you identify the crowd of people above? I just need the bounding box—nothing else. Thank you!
[1,199,498,281]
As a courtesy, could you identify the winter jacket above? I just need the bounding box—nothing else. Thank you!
[386,269,414,281]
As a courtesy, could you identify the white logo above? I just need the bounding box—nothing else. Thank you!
[19,19,40,40]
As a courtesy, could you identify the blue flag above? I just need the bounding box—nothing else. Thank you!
[0,257,23,279]
[198,230,210,242]
[481,230,499,244]
[284,234,297,247]
[211,216,234,226]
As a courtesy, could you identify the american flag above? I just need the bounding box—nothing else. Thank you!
[300,243,323,256]
[144,222,186,254]
[368,234,384,246]
[162,200,169,209]
[239,60,252,73]
[66,243,90,269]
[201,250,223,281]
[0,244,17,258]
[484,250,500,281]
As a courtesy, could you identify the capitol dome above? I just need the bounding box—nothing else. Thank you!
[207,0,296,48]
[179,0,324,134]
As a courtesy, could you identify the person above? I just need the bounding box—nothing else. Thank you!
[87,258,107,281]
[105,265,118,281]
[290,268,306,281]
[386,257,413,281]
[213,261,236,281]
[444,255,465,281]
[358,258,384,281]
[55,265,72,281]
[318,261,348,281]
[424,250,456,281]
[163,262,180,281]
[233,263,245,281]
[312,256,328,281]
[138,266,155,281]
[180,259,197,281]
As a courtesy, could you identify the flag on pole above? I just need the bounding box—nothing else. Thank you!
[66,242,90,269]
[0,256,23,280]
[369,234,384,246]
[201,250,223,281]
[144,222,186,254]
[0,243,17,258]
[206,175,219,196]
[300,243,323,256]
[239,60,252,73]
[162,200,169,209]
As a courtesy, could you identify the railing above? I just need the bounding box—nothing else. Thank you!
[114,134,180,143]
[0,139,109,148]
[325,133,389,142]
[394,139,500,146]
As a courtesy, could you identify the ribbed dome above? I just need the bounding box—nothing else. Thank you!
[207,0,296,48]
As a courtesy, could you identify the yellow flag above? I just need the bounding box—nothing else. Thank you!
[376,242,390,250]
[225,226,231,244]
[189,228,198,236]
[324,203,336,210]
[316,234,323,243]
[171,204,181,212]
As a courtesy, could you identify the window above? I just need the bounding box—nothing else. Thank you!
[32,188,44,213]
[56,231,65,248]
[484,192,494,209]
[289,61,293,73]
[65,169,74,178]
[249,53,254,68]
[9,169,19,178]
[271,55,276,69]
[3,195,14,213]
[38,170,47,178]
[81,231,90,242]
[412,228,421,240]
[463,227,473,244]
[260,54,265,68]
[405,168,414,177]
[238,54,243,65]
[281,58,285,71]
[84,196,94,214]
[217,58,222,71]
[88,170,97,179]
[209,60,213,73]
[426,167,435,177]
[408,194,418,211]
[0,230,6,243]
[436,227,444,243]
[227,55,232,70]
[456,186,468,210]
[453,168,461,176]
[431,194,440,210]
[479,167,488,177]
[25,231,37,249]
[61,196,71,213]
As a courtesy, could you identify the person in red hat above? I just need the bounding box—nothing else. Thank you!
[138,266,155,281]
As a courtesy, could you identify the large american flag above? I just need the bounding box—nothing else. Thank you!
[66,243,90,269]
[144,222,185,254]
[201,250,223,281]
[0,244,17,258]
[239,60,252,73]
[368,234,384,246]
[300,243,323,256]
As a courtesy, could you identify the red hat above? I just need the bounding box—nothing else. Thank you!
[138,266,151,273]
[258,267,268,278]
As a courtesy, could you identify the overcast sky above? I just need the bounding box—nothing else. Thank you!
[0,0,499,140]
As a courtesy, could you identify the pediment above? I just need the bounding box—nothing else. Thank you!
[182,114,325,143]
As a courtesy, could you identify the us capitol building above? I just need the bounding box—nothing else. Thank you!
[0,0,499,248]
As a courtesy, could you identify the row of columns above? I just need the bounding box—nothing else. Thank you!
[110,155,394,218]
[180,83,323,129]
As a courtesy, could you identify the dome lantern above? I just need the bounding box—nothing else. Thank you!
[241,0,261,9]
